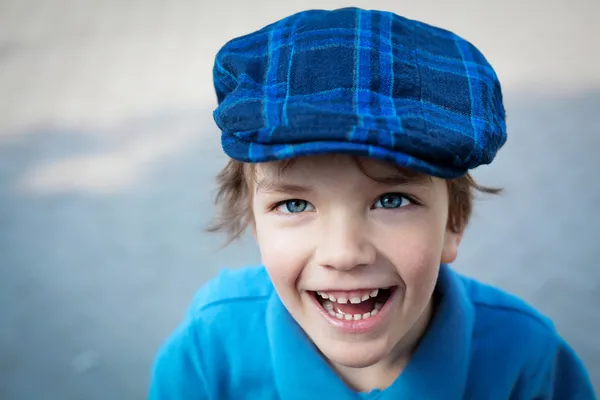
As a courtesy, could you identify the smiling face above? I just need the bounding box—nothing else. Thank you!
[251,154,462,387]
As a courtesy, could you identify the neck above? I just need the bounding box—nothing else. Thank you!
[333,295,436,393]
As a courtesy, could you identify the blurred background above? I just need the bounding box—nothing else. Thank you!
[0,0,598,398]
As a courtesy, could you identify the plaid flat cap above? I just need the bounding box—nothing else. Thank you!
[212,7,507,178]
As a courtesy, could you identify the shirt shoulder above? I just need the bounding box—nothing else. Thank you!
[460,273,559,359]
[461,274,555,332]
[186,264,274,317]
[457,273,595,399]
[150,265,276,399]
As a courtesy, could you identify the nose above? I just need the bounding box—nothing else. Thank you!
[314,214,376,271]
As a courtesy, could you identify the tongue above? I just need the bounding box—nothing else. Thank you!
[330,298,376,315]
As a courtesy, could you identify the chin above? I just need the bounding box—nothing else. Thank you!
[317,336,391,368]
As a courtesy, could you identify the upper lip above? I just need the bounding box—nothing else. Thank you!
[310,286,394,292]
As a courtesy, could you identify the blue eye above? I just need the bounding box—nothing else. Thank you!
[374,193,411,209]
[276,199,314,213]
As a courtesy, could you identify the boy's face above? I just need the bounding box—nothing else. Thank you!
[252,154,461,372]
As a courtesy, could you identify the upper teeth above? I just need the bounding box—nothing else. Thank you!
[317,289,380,304]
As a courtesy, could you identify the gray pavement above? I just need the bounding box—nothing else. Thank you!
[0,1,599,399]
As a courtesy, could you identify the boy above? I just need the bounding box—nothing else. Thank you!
[150,8,596,399]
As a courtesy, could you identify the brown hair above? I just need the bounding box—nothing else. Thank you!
[207,158,501,243]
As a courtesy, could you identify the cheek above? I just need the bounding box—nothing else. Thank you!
[254,217,313,291]
[378,217,446,289]
[397,241,441,286]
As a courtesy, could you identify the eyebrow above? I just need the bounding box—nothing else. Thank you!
[255,173,430,195]
[255,179,313,195]
[365,174,431,186]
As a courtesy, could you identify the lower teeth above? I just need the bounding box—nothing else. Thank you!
[324,301,383,321]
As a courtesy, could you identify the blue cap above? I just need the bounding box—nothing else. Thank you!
[212,8,507,178]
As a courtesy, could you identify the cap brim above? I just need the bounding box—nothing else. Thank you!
[221,133,465,179]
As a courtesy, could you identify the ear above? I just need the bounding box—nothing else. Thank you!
[441,229,463,264]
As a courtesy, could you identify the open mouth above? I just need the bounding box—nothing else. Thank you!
[312,287,396,321]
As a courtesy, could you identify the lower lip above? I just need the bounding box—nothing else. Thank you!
[309,288,399,334]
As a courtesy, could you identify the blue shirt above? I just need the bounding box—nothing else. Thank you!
[149,264,596,399]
